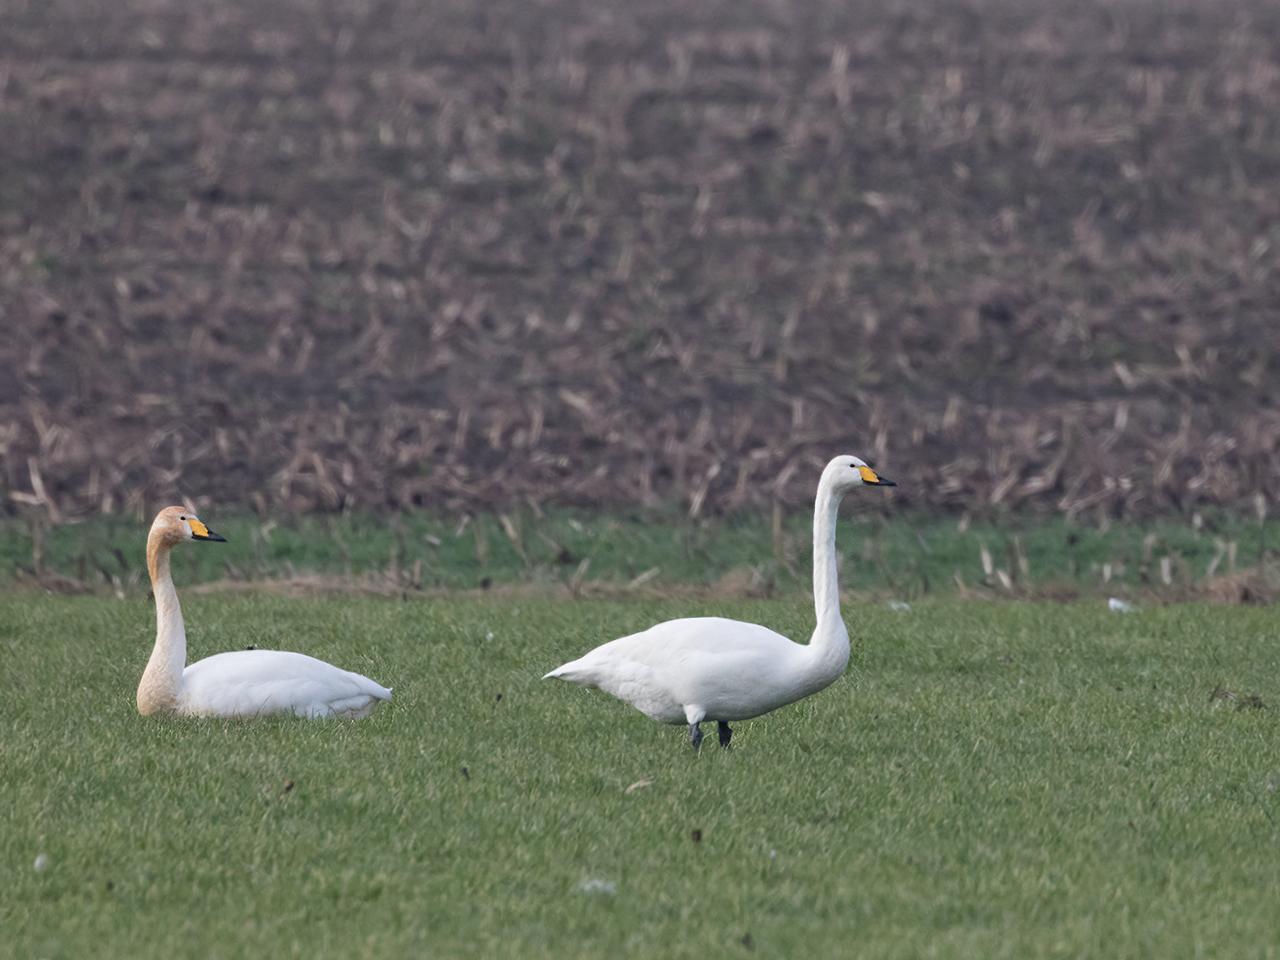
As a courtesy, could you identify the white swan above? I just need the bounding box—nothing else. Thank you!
[136,506,392,718]
[543,455,895,748]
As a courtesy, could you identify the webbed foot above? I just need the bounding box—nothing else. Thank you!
[689,723,704,749]
[717,721,733,748]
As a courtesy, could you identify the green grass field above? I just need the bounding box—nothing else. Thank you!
[4,592,1279,958]
[4,507,1278,600]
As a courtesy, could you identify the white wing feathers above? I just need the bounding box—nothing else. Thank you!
[181,650,392,719]
[544,617,807,723]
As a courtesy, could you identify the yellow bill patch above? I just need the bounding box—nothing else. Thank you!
[858,466,882,485]
[188,517,210,538]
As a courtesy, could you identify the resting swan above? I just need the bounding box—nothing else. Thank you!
[544,455,895,748]
[137,506,392,718]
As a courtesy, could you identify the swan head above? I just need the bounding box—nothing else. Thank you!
[148,506,227,546]
[823,455,896,492]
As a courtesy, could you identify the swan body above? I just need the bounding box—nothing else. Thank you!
[137,506,392,719]
[544,455,895,748]
[180,650,392,718]
[545,617,844,724]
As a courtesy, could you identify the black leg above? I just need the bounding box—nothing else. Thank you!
[717,721,733,748]
[688,723,704,749]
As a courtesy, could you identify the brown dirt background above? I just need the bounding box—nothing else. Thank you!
[3,0,1279,520]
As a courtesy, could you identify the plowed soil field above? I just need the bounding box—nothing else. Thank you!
[3,0,1279,519]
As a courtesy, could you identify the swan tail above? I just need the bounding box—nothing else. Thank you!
[354,674,393,700]
[543,658,589,683]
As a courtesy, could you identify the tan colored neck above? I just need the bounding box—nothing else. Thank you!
[137,532,185,715]
[147,527,176,584]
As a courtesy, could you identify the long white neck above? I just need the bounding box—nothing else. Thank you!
[137,536,186,715]
[806,476,850,670]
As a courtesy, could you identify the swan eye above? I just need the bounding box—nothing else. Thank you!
[179,515,187,521]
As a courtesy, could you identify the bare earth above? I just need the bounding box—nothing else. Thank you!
[2,0,1278,519]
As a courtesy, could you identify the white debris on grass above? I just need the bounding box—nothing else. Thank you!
[887,600,912,612]
[1108,597,1136,613]
[577,878,617,896]
[33,853,49,872]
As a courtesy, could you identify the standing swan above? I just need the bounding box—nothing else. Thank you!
[543,455,895,748]
[137,506,392,718]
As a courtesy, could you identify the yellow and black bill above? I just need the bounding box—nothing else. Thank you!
[858,466,896,487]
[189,518,228,542]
